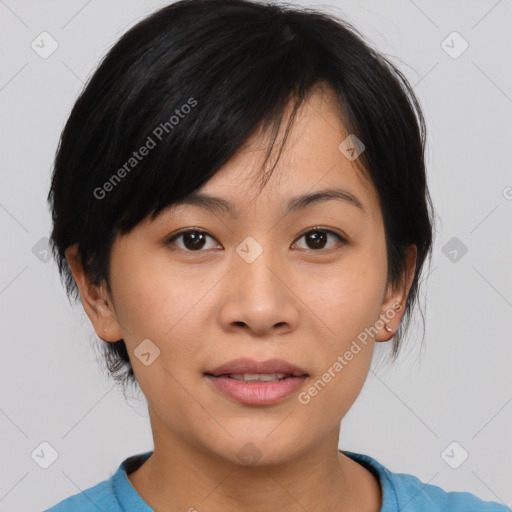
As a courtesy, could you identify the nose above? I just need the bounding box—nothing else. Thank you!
[217,244,300,337]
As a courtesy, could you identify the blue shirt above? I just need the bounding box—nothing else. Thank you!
[44,450,509,511]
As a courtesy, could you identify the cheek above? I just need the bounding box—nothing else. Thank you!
[110,256,211,410]
[106,239,218,426]
[297,267,383,420]
[111,247,190,329]
[307,254,387,341]
[293,250,387,405]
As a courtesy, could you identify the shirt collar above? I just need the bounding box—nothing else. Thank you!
[341,449,399,512]
[113,451,154,511]
[113,449,397,512]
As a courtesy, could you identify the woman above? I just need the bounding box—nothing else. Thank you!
[44,0,507,510]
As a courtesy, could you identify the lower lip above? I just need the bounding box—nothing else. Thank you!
[204,375,308,405]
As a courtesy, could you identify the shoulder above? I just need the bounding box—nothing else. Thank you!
[389,470,508,511]
[342,450,509,512]
[43,478,120,511]
[43,451,153,512]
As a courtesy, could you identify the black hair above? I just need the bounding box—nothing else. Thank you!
[48,0,435,392]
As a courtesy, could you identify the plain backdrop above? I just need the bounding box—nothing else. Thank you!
[0,0,511,510]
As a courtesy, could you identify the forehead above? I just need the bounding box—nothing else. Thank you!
[187,86,381,221]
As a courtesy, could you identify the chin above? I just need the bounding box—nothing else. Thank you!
[210,435,305,469]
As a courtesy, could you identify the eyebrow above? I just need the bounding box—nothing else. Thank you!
[173,187,365,217]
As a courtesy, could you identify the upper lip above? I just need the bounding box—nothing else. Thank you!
[205,358,309,377]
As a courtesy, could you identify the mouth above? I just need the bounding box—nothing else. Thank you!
[204,372,305,382]
[204,357,309,379]
[203,358,309,405]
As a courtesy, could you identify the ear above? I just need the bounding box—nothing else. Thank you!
[65,244,124,342]
[375,244,417,342]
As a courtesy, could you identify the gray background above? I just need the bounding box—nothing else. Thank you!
[0,0,511,510]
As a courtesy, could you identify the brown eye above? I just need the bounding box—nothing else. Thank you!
[293,228,346,251]
[167,230,219,251]
[166,227,347,253]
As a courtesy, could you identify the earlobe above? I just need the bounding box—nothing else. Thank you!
[64,244,123,342]
[375,245,417,342]
[374,290,402,343]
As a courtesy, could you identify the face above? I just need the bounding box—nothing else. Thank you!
[67,85,416,467]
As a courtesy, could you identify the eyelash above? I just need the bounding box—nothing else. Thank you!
[166,227,347,253]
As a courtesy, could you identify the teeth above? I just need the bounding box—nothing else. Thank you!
[228,373,289,382]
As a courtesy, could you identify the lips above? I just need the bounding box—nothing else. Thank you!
[204,357,309,378]
[204,358,309,406]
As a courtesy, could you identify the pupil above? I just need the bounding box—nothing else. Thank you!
[184,232,205,250]
[308,231,326,249]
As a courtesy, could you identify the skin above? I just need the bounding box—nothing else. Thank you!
[66,84,417,512]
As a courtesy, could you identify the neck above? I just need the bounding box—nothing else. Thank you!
[127,414,381,512]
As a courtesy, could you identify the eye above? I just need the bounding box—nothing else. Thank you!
[293,227,347,251]
[166,229,220,252]
[166,227,347,253]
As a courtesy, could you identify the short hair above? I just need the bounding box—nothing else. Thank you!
[48,0,435,392]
